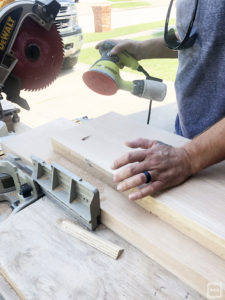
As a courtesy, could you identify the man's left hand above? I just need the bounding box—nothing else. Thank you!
[111,138,192,200]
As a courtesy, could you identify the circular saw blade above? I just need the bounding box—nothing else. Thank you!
[12,17,64,91]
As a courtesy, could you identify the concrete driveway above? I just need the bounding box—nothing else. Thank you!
[19,62,177,132]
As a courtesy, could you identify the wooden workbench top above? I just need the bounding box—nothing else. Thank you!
[0,197,203,300]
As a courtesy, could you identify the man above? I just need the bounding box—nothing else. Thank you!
[96,0,225,199]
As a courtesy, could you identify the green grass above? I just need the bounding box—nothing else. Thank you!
[81,21,178,82]
[111,2,151,8]
[79,47,178,82]
[83,20,166,43]
[134,31,164,41]
[124,59,178,82]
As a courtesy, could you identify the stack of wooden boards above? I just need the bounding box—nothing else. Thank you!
[1,112,225,299]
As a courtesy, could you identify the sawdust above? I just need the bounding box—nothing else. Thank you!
[0,203,9,215]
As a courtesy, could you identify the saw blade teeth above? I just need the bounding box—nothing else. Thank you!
[12,17,64,91]
[24,73,59,91]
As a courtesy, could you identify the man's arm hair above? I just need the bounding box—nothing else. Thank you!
[183,118,225,174]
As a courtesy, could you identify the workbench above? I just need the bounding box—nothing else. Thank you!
[0,199,203,299]
[0,196,203,300]
[0,115,223,299]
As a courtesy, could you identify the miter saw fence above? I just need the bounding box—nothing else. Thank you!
[0,155,101,230]
[0,0,64,111]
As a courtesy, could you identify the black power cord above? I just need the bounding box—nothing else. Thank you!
[137,65,163,125]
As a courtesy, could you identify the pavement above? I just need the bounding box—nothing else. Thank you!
[6,1,178,135]
[17,62,177,132]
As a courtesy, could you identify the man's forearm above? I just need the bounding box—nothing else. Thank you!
[139,37,178,59]
[183,118,225,174]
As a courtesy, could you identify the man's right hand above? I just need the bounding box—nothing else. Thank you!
[96,37,177,61]
[95,39,143,61]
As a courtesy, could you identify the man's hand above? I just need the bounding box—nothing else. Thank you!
[111,138,192,200]
[96,39,143,61]
[96,38,178,61]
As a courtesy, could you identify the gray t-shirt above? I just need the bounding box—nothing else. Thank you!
[175,0,225,138]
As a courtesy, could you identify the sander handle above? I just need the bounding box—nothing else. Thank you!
[98,40,140,70]
[98,41,163,82]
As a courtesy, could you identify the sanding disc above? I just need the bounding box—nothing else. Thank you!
[12,17,64,91]
[83,70,118,96]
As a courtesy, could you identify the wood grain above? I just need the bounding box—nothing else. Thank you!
[0,198,204,300]
[61,220,124,259]
[0,274,19,300]
[1,117,224,298]
[2,118,76,165]
[51,112,225,260]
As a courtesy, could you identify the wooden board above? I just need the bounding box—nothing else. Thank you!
[1,117,225,299]
[0,274,19,300]
[1,118,76,165]
[51,112,225,261]
[0,198,203,300]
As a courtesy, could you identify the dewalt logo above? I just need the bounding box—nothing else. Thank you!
[0,16,15,51]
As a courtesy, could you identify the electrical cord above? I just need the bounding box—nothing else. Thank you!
[147,100,153,125]
[137,65,163,125]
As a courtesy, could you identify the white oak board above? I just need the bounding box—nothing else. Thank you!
[51,113,225,260]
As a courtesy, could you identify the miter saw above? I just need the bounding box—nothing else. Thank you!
[0,1,101,231]
[0,0,64,130]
